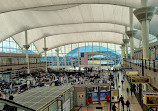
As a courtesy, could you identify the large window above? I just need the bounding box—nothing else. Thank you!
[41,42,127,68]
[0,37,38,54]
[0,37,22,53]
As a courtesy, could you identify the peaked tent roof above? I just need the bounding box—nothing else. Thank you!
[0,1,158,53]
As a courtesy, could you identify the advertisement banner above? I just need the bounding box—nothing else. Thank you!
[88,91,110,101]
[88,92,98,101]
[100,91,110,101]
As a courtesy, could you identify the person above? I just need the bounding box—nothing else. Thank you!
[125,100,130,111]
[106,93,110,102]
[130,87,133,96]
[3,95,17,111]
[112,103,117,111]
[88,94,93,104]
[27,80,30,89]
[126,88,129,97]
[10,86,13,95]
[111,81,115,87]
[155,54,158,60]
[9,95,14,101]
[121,100,125,110]
[121,80,124,88]
[119,95,124,103]
[133,84,136,94]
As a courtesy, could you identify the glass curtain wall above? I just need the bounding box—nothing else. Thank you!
[0,37,39,54]
[41,42,129,69]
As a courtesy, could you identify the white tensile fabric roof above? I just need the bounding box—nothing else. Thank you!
[0,0,158,53]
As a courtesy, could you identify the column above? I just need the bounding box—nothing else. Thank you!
[126,8,137,59]
[78,43,80,67]
[123,38,129,59]
[23,30,30,74]
[64,46,67,71]
[92,42,94,65]
[71,44,73,68]
[107,43,109,69]
[126,30,137,59]
[64,55,66,71]
[43,37,48,73]
[56,48,59,70]
[125,26,129,58]
[134,0,157,59]
[122,45,125,59]
[120,45,125,64]
[99,42,101,69]
[51,50,53,69]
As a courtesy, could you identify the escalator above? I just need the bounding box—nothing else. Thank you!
[0,98,35,111]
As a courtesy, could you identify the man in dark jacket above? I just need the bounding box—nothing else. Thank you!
[125,100,130,111]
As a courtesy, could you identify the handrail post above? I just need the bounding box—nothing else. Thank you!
[142,59,144,76]
[153,60,156,72]
[149,60,151,70]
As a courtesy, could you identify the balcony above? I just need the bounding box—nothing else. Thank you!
[0,62,46,72]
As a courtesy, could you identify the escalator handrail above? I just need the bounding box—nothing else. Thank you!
[0,98,36,111]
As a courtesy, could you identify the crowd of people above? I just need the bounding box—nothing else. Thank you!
[0,68,139,111]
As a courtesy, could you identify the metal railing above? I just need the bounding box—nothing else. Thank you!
[0,98,35,111]
[124,59,158,72]
[0,62,46,67]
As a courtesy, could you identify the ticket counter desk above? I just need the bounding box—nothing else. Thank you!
[13,85,74,111]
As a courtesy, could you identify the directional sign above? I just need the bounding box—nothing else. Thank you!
[126,71,138,76]
[131,77,150,83]
[146,96,158,106]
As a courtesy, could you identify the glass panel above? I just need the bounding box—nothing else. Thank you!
[49,101,57,111]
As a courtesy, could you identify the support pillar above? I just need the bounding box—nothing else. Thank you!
[71,44,73,68]
[134,2,157,59]
[43,48,48,73]
[64,56,66,71]
[78,43,80,67]
[123,39,129,59]
[43,37,48,73]
[125,26,129,58]
[126,30,138,59]
[64,46,66,71]
[56,48,59,70]
[120,45,125,64]
[23,30,30,74]
[126,8,136,59]
[92,42,94,65]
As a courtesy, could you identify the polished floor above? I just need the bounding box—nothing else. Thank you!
[77,71,143,111]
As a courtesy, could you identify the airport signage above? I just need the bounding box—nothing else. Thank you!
[111,90,119,96]
[146,96,158,106]
[123,67,132,70]
[131,77,150,83]
[126,71,138,76]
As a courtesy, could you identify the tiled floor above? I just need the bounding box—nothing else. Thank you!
[77,71,143,111]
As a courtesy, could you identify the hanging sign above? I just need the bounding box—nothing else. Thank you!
[126,71,138,75]
[131,76,150,83]
[146,95,158,106]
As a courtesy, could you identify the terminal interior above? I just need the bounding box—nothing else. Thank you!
[0,0,158,111]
